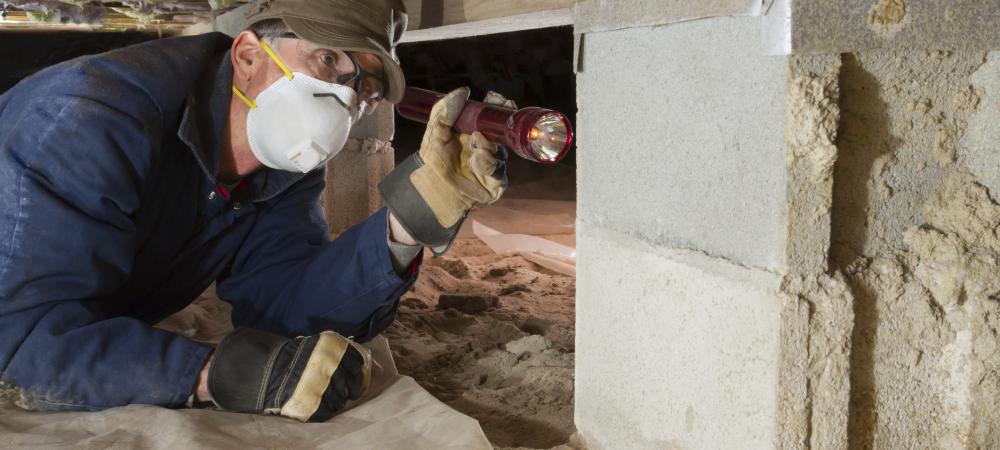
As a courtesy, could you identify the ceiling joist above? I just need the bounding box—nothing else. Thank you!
[403,0,575,30]
[1,0,577,35]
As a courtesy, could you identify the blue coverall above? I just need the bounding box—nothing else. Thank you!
[0,32,418,411]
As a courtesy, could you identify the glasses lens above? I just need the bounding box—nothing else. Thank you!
[298,43,385,116]
[528,113,570,162]
[357,77,384,107]
[335,70,384,117]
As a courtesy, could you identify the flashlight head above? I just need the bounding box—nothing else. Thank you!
[507,108,573,164]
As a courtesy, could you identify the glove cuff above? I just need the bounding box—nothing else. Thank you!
[379,153,466,255]
[208,328,288,413]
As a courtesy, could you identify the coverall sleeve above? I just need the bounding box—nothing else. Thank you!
[216,172,419,342]
[0,96,212,411]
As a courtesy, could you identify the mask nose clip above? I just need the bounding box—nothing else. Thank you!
[313,92,350,110]
[313,91,363,123]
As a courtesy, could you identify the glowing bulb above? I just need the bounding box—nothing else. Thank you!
[528,113,570,162]
[529,127,542,140]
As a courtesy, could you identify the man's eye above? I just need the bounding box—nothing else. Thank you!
[319,54,335,65]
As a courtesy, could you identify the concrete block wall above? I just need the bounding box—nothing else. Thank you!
[576,226,785,449]
[833,49,1000,450]
[576,17,790,271]
[574,3,1000,449]
[575,16,792,449]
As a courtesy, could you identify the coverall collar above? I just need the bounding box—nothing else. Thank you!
[177,48,309,204]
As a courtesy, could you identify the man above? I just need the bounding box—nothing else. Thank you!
[0,0,505,422]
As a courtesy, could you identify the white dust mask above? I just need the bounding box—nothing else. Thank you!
[234,41,358,173]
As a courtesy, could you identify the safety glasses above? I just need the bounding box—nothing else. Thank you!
[259,33,386,117]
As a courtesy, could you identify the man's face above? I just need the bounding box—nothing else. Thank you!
[253,36,386,115]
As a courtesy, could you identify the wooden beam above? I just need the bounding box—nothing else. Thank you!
[403,0,575,30]
[0,11,197,33]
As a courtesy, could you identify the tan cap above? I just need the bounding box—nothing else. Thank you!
[246,0,408,103]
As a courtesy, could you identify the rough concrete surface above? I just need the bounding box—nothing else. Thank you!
[575,224,784,450]
[576,16,789,272]
[321,138,395,235]
[832,50,986,264]
[777,54,856,450]
[324,95,396,235]
[960,52,1000,197]
[764,0,1000,55]
[784,54,842,276]
[778,273,854,450]
[840,172,1000,450]
[774,46,1000,450]
[831,50,1000,449]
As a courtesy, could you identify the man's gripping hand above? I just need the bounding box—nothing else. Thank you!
[206,328,371,422]
[410,87,507,227]
[380,87,509,255]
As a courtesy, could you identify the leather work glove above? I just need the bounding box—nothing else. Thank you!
[380,87,509,254]
[207,328,371,422]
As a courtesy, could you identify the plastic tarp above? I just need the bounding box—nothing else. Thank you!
[0,336,491,449]
[472,220,576,276]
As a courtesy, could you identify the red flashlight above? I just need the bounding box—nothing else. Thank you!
[396,87,574,164]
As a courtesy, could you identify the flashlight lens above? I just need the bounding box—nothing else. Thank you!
[528,113,569,162]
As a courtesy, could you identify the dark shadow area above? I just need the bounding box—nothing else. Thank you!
[834,53,892,450]
[0,31,155,93]
[830,53,896,266]
[418,0,451,29]
[844,267,881,450]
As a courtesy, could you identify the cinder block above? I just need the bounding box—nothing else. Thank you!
[576,16,789,271]
[575,224,783,450]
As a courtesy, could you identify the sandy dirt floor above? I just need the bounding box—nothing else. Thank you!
[385,231,577,449]
[380,157,579,449]
[157,159,580,449]
[386,159,579,449]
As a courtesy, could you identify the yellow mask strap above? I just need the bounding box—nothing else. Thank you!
[231,38,295,110]
[259,39,294,80]
[232,86,256,109]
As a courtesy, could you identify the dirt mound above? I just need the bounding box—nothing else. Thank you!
[386,237,576,449]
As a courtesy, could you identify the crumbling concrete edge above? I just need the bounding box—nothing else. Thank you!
[777,54,853,450]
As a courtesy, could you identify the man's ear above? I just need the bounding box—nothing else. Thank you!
[232,31,265,83]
